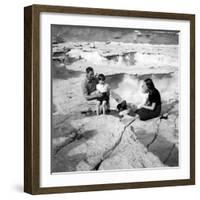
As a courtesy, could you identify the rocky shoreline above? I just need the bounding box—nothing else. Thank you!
[52,40,179,173]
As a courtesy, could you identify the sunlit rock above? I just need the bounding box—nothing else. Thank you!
[52,115,164,172]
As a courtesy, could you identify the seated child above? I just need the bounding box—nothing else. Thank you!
[96,74,110,115]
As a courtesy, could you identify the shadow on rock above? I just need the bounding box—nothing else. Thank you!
[161,100,178,115]
[52,61,83,80]
[52,129,98,172]
[135,131,178,166]
[52,153,88,173]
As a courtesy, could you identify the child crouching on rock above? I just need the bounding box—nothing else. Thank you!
[96,74,110,115]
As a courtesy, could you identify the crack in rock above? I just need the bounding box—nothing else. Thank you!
[53,127,83,155]
[53,115,71,129]
[163,143,176,164]
[146,118,162,149]
[93,118,136,170]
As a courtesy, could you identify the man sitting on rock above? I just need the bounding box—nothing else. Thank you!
[81,67,103,115]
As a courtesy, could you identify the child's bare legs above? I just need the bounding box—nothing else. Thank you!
[102,100,107,115]
[96,101,101,115]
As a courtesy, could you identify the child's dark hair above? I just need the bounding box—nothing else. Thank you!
[98,74,106,81]
[86,67,94,74]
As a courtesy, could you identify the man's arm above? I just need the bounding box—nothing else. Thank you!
[82,80,92,100]
[85,92,101,101]
[81,80,101,101]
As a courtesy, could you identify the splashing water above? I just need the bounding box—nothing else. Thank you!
[106,73,178,108]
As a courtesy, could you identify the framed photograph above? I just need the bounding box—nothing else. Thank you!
[24,4,195,194]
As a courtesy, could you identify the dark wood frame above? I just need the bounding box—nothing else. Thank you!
[24,4,195,195]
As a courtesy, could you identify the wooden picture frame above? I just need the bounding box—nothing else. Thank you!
[24,4,195,194]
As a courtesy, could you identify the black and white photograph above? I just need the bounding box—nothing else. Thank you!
[51,25,179,173]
